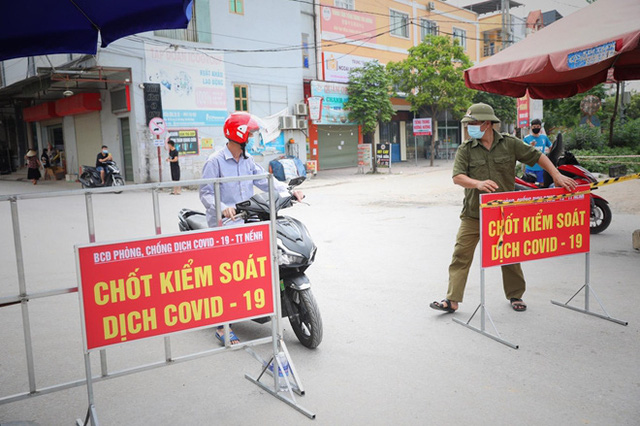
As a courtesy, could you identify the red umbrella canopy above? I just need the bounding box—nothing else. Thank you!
[464,0,640,99]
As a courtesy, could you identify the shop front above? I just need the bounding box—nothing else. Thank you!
[306,80,360,170]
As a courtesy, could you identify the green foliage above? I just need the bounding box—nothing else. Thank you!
[386,35,474,118]
[344,61,395,135]
[472,91,516,126]
[572,147,640,174]
[624,92,640,120]
[543,85,607,129]
[610,118,640,148]
[564,126,605,150]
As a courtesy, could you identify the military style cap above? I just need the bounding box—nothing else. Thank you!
[461,103,500,123]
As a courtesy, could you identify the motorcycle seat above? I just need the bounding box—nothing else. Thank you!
[186,214,208,230]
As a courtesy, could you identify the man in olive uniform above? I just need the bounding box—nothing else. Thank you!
[430,103,577,313]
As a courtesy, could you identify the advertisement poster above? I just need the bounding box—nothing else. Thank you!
[247,132,285,156]
[480,186,590,268]
[323,53,377,83]
[310,81,354,125]
[76,224,274,351]
[145,43,227,127]
[321,6,377,43]
[167,129,198,156]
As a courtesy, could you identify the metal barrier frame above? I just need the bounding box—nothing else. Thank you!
[0,175,314,423]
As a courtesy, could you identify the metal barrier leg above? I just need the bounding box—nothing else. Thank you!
[453,269,519,349]
[10,198,37,392]
[551,253,628,325]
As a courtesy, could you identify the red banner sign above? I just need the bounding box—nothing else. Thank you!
[76,224,274,351]
[480,186,590,268]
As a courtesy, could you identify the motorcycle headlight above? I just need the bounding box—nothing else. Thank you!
[277,238,305,265]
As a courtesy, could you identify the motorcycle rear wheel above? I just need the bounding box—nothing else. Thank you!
[286,288,323,349]
[590,198,612,234]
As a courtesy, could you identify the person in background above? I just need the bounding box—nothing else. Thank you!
[200,112,303,345]
[523,119,552,184]
[41,148,55,180]
[429,103,577,314]
[25,149,41,185]
[96,145,112,185]
[166,140,181,195]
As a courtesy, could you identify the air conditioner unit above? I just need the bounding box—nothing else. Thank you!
[279,115,297,129]
[297,119,308,130]
[294,103,308,116]
[427,1,435,11]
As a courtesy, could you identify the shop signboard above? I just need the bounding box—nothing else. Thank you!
[323,53,377,83]
[375,143,390,169]
[413,118,432,136]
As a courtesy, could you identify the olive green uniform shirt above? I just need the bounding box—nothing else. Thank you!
[453,130,542,219]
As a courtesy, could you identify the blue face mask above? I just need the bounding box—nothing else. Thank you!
[467,124,485,139]
[102,149,108,154]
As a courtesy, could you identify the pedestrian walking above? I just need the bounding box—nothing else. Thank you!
[25,149,41,185]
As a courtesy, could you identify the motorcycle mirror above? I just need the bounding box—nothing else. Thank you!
[288,176,306,189]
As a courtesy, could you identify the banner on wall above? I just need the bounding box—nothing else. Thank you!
[145,43,227,127]
[310,81,354,125]
[320,6,376,44]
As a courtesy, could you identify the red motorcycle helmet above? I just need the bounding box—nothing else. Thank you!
[223,112,264,144]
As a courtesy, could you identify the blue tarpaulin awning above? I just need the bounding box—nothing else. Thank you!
[0,0,192,62]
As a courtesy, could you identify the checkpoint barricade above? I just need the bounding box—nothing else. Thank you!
[453,184,628,349]
[0,174,315,425]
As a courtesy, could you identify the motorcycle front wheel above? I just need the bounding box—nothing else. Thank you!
[590,198,612,234]
[286,288,323,349]
[111,176,125,193]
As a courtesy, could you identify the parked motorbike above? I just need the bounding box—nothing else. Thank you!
[178,176,323,349]
[515,134,612,234]
[79,160,125,188]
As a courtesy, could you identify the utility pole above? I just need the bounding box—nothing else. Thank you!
[501,0,511,50]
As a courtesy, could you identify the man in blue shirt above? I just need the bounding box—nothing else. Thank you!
[200,112,303,344]
[523,119,552,184]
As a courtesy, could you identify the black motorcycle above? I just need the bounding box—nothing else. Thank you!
[79,160,125,188]
[178,177,323,349]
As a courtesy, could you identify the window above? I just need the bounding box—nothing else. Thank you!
[453,27,467,50]
[154,0,211,43]
[390,10,409,38]
[334,0,354,10]
[420,19,438,40]
[234,85,249,112]
[230,0,243,14]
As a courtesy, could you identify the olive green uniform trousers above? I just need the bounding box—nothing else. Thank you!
[446,217,526,303]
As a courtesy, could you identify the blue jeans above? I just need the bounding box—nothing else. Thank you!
[525,168,544,184]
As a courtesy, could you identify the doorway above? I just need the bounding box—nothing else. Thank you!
[119,118,133,181]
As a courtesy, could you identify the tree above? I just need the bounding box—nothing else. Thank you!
[543,85,607,130]
[344,61,395,172]
[472,91,516,129]
[387,35,473,165]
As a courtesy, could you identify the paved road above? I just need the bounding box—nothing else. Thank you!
[1,161,639,425]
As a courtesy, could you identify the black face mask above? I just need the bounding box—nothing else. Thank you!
[532,128,541,134]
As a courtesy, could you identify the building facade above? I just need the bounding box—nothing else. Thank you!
[0,0,312,182]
